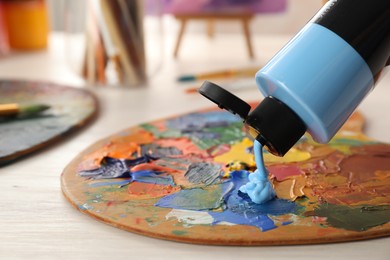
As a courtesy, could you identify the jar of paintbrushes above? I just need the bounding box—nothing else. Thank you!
[64,0,163,88]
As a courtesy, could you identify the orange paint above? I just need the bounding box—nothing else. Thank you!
[77,130,153,171]
[272,175,306,201]
[127,182,180,199]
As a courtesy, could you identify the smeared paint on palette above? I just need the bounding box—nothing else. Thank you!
[0,80,97,165]
[61,104,390,245]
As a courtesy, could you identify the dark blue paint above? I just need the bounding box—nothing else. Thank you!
[79,157,130,179]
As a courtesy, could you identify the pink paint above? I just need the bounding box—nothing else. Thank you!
[155,138,209,157]
[268,165,304,181]
[206,144,231,157]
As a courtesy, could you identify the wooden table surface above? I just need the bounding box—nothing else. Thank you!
[0,33,389,260]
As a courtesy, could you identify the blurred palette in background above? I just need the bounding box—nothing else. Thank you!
[0,80,97,166]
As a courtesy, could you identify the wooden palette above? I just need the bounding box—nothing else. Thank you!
[61,105,390,245]
[0,80,97,165]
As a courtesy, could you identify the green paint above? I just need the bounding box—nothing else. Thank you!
[172,230,188,236]
[95,185,128,193]
[313,204,390,232]
[192,123,246,150]
[141,122,245,150]
[330,137,375,146]
[140,124,181,138]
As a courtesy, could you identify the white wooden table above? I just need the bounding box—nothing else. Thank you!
[0,33,389,260]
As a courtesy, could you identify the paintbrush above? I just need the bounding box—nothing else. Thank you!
[0,103,50,118]
[178,67,259,82]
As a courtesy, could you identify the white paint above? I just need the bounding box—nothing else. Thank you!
[166,209,235,226]
[166,209,214,225]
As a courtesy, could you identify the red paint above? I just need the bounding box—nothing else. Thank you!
[106,201,114,207]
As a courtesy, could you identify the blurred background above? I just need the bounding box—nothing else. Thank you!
[0,0,324,87]
[46,0,320,35]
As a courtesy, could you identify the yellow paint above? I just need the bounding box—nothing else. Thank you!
[214,137,255,167]
[329,145,352,154]
[264,148,311,164]
[225,161,249,172]
[215,137,311,166]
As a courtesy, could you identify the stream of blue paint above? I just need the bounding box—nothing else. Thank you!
[239,140,276,203]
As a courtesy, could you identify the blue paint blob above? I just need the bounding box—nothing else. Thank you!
[228,170,296,215]
[239,140,276,204]
[205,169,296,231]
[229,170,250,189]
[227,190,297,216]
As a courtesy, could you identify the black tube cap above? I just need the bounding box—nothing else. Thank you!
[198,81,251,120]
[246,97,307,156]
[198,81,306,157]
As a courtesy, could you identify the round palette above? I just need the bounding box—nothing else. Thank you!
[61,105,390,245]
[0,80,97,165]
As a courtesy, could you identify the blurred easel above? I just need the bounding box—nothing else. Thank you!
[173,13,254,59]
